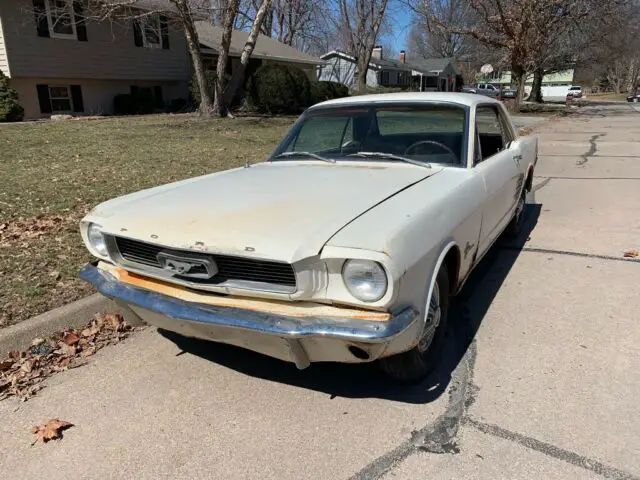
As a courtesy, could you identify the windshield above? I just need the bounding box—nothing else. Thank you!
[270,103,468,167]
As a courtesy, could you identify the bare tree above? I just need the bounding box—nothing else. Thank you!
[406,0,475,59]
[215,0,272,116]
[336,0,391,93]
[580,1,640,94]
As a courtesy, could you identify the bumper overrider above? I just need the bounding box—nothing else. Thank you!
[79,262,421,369]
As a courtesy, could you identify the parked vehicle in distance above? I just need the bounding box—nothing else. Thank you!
[472,83,500,97]
[627,90,640,103]
[79,93,538,383]
[568,86,583,98]
[498,89,517,101]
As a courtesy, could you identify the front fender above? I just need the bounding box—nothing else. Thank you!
[386,240,459,354]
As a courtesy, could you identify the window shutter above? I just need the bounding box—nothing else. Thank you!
[160,16,169,50]
[153,86,163,108]
[33,0,50,38]
[73,1,88,42]
[36,85,52,114]
[133,19,143,47]
[70,85,84,112]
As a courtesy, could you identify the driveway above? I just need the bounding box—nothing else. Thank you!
[1,103,639,480]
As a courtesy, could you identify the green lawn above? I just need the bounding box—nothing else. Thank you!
[0,114,295,327]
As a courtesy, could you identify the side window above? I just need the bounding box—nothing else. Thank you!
[475,106,507,163]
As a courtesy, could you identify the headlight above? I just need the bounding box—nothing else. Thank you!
[87,223,108,257]
[342,259,388,302]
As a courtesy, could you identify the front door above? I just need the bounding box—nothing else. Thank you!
[474,105,522,255]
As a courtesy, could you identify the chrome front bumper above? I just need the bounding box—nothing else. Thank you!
[79,263,421,368]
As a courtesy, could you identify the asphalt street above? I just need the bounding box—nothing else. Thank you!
[0,102,638,480]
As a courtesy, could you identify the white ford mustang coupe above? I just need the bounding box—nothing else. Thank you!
[79,92,538,382]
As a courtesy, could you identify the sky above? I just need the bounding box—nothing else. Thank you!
[383,6,415,57]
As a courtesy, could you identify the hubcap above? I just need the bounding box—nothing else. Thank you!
[418,282,441,353]
[516,195,525,221]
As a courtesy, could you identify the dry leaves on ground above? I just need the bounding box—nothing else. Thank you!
[623,249,639,258]
[31,418,74,445]
[0,214,70,245]
[0,313,135,402]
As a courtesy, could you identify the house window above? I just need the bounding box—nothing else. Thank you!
[141,15,162,48]
[381,71,389,86]
[45,0,76,39]
[48,86,73,112]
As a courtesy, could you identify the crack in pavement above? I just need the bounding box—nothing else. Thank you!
[464,418,640,480]
[534,176,640,180]
[576,134,605,166]
[349,341,478,480]
[532,177,552,192]
[498,245,640,264]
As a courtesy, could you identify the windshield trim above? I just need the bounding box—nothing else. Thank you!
[268,101,471,169]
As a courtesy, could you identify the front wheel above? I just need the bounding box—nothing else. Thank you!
[379,267,450,383]
[505,191,526,238]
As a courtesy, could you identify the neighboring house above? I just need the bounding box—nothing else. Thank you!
[0,0,190,119]
[478,69,575,88]
[409,57,460,92]
[317,48,460,92]
[0,0,323,119]
[196,22,322,82]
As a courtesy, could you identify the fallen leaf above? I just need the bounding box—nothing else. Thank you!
[48,270,61,280]
[31,338,45,347]
[31,419,74,444]
[623,250,639,258]
[81,325,100,338]
[20,360,34,373]
[62,332,80,346]
[0,360,13,372]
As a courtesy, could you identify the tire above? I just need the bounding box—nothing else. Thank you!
[505,190,526,238]
[379,267,450,383]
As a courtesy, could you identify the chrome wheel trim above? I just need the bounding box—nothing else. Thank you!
[418,281,441,353]
[515,194,525,223]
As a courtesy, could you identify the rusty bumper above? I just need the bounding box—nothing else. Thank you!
[79,263,421,369]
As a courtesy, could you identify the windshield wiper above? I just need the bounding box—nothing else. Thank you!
[347,152,431,169]
[272,151,336,163]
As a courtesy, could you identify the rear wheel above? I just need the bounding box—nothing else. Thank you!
[379,267,450,383]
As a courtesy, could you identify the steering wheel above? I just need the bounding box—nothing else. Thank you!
[404,140,457,158]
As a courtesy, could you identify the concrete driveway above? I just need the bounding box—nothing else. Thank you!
[1,103,639,480]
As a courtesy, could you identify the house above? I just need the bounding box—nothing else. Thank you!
[478,69,575,88]
[408,57,461,92]
[0,0,323,119]
[317,47,460,92]
[196,23,321,82]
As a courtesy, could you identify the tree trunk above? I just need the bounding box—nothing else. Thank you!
[511,66,526,112]
[530,67,544,103]
[213,0,240,116]
[174,0,213,115]
[356,58,368,93]
[222,0,273,110]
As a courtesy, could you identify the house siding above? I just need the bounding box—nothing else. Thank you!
[317,56,380,88]
[0,13,9,76]
[1,0,190,81]
[11,77,188,119]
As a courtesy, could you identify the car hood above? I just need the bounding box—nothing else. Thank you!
[86,162,442,263]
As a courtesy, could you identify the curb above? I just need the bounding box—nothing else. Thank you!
[0,293,120,356]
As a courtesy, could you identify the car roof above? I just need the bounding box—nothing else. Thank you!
[310,92,502,109]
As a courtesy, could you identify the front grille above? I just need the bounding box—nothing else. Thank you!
[112,236,297,289]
